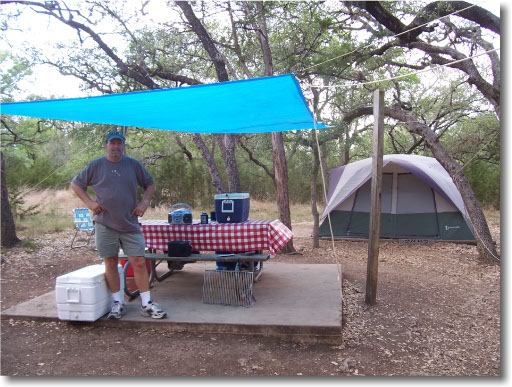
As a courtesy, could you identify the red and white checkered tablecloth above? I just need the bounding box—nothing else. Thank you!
[139,219,293,256]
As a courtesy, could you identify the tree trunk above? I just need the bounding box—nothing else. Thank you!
[1,151,21,248]
[341,124,350,165]
[216,135,241,193]
[247,2,295,252]
[176,1,241,194]
[175,1,230,82]
[388,106,499,264]
[191,134,224,194]
[272,132,295,253]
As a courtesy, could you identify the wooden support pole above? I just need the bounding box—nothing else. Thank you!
[365,89,384,306]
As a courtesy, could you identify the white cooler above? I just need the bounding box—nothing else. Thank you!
[55,264,124,321]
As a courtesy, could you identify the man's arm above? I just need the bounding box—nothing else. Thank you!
[70,182,105,215]
[132,183,156,217]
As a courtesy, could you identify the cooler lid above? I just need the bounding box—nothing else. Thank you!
[55,264,107,285]
[214,193,250,199]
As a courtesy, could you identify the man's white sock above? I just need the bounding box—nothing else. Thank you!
[112,290,124,304]
[140,291,151,307]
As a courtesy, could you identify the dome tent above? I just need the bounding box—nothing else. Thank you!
[319,155,475,241]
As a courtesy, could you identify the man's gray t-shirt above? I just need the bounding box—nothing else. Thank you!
[72,156,154,233]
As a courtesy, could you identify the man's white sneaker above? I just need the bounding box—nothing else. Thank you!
[108,301,126,319]
[140,301,167,319]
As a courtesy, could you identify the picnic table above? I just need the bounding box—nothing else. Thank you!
[140,219,293,255]
[121,219,293,298]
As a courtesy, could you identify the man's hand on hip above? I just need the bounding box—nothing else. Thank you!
[132,203,148,217]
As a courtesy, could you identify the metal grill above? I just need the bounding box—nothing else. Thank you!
[202,270,255,307]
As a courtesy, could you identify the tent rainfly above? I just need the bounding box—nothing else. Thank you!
[320,154,475,241]
[0,74,326,134]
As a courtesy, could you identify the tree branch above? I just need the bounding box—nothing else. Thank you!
[237,136,275,179]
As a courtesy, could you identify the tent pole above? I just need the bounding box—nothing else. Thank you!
[365,90,384,306]
[431,188,441,238]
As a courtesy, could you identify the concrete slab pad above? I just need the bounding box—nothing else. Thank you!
[2,263,342,343]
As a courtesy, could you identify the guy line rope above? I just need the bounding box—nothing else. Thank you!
[298,0,493,75]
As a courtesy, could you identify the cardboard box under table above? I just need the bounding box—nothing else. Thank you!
[55,264,124,322]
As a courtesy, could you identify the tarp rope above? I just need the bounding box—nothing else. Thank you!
[312,102,343,284]
[304,48,499,91]
[298,0,489,75]
[17,134,99,195]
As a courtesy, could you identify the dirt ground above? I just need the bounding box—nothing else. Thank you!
[0,220,501,377]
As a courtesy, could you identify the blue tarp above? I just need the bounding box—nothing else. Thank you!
[0,74,326,134]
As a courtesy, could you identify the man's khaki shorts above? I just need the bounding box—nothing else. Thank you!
[94,223,146,259]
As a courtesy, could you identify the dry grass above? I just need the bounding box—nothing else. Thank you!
[15,189,320,235]
[144,198,318,222]
[15,188,83,237]
[21,188,84,212]
[483,205,500,226]
[15,189,500,242]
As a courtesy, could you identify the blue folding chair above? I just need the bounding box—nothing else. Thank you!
[70,208,95,249]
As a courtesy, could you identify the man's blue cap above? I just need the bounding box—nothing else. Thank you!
[105,130,125,143]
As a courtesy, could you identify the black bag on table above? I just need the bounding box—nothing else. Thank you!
[167,240,192,257]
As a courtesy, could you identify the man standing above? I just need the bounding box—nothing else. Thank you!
[71,130,166,319]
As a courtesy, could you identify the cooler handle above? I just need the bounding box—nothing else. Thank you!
[221,200,235,213]
[171,203,191,212]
